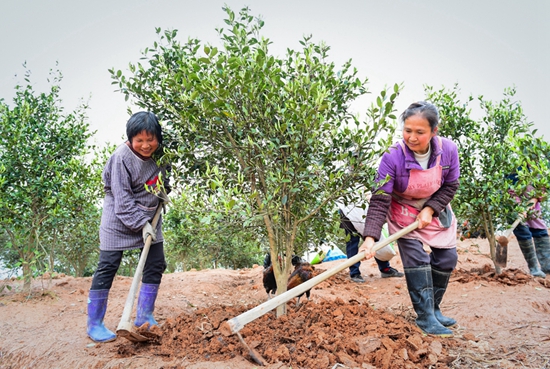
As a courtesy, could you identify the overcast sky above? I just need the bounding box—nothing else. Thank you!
[1,0,549,146]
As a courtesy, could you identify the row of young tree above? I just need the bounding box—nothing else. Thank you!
[1,6,549,298]
[0,67,104,292]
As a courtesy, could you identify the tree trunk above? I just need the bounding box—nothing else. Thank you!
[488,234,502,274]
[22,261,32,293]
[481,207,502,274]
[275,271,288,317]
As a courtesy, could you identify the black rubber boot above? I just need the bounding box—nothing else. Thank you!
[533,236,550,274]
[404,266,453,337]
[431,267,457,327]
[517,239,546,277]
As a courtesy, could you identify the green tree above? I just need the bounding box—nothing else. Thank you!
[163,186,265,272]
[50,146,111,277]
[0,67,98,291]
[427,85,550,274]
[111,6,399,315]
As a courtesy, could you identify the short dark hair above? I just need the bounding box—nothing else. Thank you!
[400,101,440,131]
[126,111,163,146]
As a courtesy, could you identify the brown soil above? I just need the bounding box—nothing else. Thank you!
[1,237,550,369]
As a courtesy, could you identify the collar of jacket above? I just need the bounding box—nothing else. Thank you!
[401,136,443,170]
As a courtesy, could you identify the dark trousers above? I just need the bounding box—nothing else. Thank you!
[513,223,548,241]
[397,238,457,271]
[90,242,167,290]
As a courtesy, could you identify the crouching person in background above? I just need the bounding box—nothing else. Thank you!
[338,201,404,283]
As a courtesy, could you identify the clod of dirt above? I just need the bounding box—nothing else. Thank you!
[134,323,163,343]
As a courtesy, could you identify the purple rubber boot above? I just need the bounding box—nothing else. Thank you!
[87,289,116,342]
[134,283,159,329]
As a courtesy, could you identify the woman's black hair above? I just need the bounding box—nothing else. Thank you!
[126,111,163,146]
[400,101,440,131]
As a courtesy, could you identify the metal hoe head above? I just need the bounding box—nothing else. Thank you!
[117,321,151,343]
[495,237,508,268]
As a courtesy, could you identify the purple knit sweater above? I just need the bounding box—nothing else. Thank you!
[99,143,167,251]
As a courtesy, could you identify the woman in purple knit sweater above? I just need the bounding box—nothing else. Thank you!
[86,111,170,342]
[359,101,460,336]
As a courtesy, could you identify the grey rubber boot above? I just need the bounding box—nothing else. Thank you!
[404,265,453,336]
[87,289,116,342]
[517,239,546,277]
[533,236,550,273]
[431,267,457,327]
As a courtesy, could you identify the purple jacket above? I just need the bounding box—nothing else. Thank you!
[363,136,460,240]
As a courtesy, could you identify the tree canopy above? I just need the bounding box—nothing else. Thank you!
[111,6,400,314]
[0,67,102,290]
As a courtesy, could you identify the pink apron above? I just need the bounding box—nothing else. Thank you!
[387,138,457,248]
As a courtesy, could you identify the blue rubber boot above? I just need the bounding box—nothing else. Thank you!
[432,267,457,327]
[404,266,453,337]
[134,283,159,328]
[87,289,116,342]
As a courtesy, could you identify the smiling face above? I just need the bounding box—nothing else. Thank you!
[403,114,437,155]
[131,130,159,158]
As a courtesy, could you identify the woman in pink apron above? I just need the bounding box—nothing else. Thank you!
[359,101,460,337]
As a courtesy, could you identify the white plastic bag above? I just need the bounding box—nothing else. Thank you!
[337,200,397,261]
[374,225,397,261]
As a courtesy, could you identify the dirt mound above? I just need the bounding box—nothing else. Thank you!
[452,264,541,286]
[115,298,460,369]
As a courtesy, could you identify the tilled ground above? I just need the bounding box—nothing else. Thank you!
[1,237,550,369]
[111,266,544,369]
